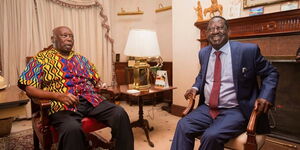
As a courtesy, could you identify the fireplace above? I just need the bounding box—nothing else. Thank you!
[195,9,300,143]
[268,62,300,143]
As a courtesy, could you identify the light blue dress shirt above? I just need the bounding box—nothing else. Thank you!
[194,41,238,108]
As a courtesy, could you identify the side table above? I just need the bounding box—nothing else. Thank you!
[107,85,176,147]
[0,85,29,137]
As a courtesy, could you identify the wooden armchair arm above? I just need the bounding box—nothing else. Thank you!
[245,109,262,150]
[31,99,51,108]
[182,97,195,117]
[247,109,261,135]
[31,98,51,126]
[30,98,53,148]
[98,88,120,103]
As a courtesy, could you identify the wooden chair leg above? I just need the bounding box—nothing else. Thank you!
[33,130,40,150]
[41,141,52,150]
[41,129,53,150]
[245,134,257,150]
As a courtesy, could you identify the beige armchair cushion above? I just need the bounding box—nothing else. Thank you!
[225,132,266,150]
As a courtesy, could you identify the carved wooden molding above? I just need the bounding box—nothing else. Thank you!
[195,9,300,49]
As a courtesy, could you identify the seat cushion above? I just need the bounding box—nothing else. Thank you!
[225,132,266,150]
[48,117,107,143]
[81,117,107,133]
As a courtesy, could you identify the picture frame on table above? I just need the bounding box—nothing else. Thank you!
[154,70,169,88]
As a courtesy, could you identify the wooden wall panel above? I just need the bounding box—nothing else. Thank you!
[114,62,128,85]
[237,35,300,56]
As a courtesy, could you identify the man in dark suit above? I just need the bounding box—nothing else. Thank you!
[171,16,279,150]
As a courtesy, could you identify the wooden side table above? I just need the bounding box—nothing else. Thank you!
[107,85,176,147]
[0,85,29,137]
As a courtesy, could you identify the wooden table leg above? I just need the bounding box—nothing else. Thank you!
[130,96,154,147]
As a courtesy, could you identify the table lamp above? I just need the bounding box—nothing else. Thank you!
[124,29,161,91]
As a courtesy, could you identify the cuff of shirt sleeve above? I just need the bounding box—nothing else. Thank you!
[192,87,199,91]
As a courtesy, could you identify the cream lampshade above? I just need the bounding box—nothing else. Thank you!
[124,29,161,91]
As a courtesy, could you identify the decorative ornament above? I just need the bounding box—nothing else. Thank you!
[204,0,223,18]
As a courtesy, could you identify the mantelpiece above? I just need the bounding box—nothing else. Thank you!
[195,9,300,60]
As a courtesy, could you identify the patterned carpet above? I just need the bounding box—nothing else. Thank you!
[0,129,108,150]
[0,129,33,150]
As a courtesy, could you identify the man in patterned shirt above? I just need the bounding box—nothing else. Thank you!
[18,26,134,150]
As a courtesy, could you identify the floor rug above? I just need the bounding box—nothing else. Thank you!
[0,129,33,150]
[0,129,109,150]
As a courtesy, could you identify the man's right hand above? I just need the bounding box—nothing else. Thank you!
[55,93,79,106]
[25,86,79,106]
[184,88,197,100]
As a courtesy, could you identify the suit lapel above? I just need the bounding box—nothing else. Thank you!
[202,46,212,83]
[230,41,241,93]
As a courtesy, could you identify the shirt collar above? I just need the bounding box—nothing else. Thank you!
[52,48,75,59]
[211,41,230,55]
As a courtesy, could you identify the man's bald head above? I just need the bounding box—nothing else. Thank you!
[52,26,72,36]
[51,26,74,56]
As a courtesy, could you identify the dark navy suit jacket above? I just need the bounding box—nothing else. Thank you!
[192,41,279,133]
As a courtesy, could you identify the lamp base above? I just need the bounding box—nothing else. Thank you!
[133,84,151,91]
[132,58,151,91]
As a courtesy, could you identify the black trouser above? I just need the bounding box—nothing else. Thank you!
[50,98,134,150]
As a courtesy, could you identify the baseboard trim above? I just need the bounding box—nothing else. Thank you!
[170,104,186,117]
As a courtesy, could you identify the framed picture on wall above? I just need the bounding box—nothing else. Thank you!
[228,0,242,19]
[281,1,299,11]
[249,6,264,16]
[243,0,291,9]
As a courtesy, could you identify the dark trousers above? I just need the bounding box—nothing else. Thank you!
[50,98,134,150]
[171,104,246,150]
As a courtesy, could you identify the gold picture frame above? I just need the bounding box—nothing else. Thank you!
[243,0,292,8]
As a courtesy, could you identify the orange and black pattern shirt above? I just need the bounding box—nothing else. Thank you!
[18,48,105,114]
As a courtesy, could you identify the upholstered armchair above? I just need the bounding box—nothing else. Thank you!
[182,97,266,150]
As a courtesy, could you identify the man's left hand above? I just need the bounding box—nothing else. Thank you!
[254,98,272,114]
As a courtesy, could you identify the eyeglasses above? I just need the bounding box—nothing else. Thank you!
[207,26,226,33]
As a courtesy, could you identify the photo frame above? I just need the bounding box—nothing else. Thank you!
[249,6,264,16]
[281,1,299,11]
[154,70,169,88]
[243,0,291,9]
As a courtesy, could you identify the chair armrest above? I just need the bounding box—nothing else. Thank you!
[98,88,120,103]
[31,98,51,126]
[32,98,51,108]
[30,98,53,148]
[247,109,261,135]
[245,109,262,150]
[182,98,195,117]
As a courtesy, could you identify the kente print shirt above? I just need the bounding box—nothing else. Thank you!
[18,48,104,114]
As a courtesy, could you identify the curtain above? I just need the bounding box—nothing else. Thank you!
[0,0,37,85]
[0,0,113,86]
[35,0,113,84]
[0,0,113,118]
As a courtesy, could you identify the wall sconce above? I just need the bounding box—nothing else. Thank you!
[124,29,161,91]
